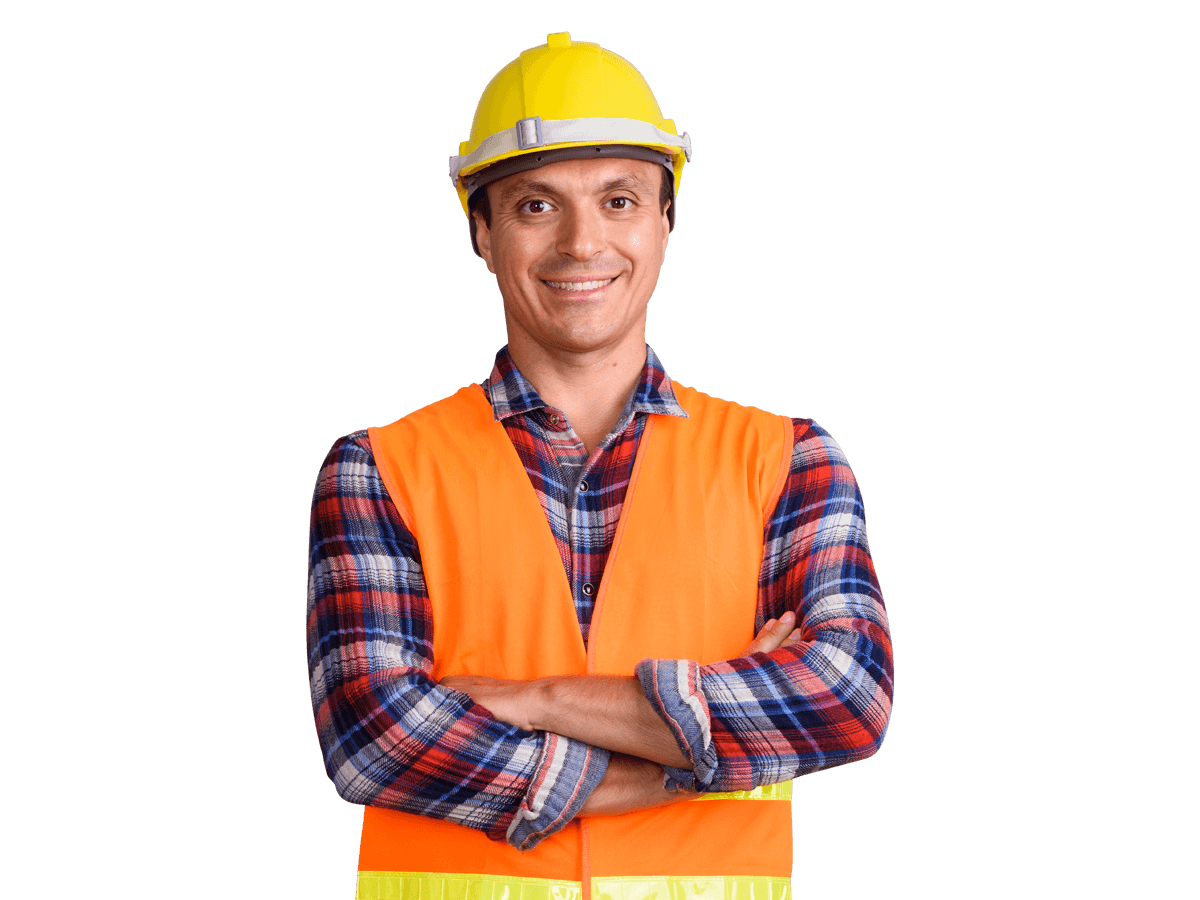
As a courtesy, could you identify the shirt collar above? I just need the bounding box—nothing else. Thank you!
[484,345,689,423]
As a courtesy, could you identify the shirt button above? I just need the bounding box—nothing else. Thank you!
[582,583,594,596]
[579,480,589,493]
[549,414,560,425]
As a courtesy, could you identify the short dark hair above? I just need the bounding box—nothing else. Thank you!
[468,165,676,258]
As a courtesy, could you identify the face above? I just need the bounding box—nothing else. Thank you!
[474,157,671,360]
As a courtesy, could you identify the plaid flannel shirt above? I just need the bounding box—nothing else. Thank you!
[307,346,893,850]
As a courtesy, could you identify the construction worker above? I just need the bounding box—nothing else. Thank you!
[308,33,893,900]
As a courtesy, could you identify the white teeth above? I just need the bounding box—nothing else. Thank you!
[543,278,615,292]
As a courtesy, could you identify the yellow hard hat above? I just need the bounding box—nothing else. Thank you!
[449,32,692,217]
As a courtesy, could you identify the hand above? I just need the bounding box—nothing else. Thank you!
[440,673,540,732]
[739,610,801,657]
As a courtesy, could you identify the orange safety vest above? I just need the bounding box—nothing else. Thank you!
[362,383,795,900]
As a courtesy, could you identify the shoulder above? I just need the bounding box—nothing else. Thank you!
[323,429,373,462]
[670,382,793,435]
[375,385,491,433]
[312,430,418,547]
[318,387,490,481]
[790,419,852,470]
[666,386,850,473]
[778,418,866,519]
[319,429,376,471]
[314,430,385,501]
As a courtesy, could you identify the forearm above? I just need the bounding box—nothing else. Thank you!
[442,616,805,778]
[317,666,612,848]
[643,620,892,793]
[532,675,691,769]
[442,672,689,767]
[635,598,892,796]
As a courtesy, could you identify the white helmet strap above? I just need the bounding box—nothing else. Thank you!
[450,116,692,186]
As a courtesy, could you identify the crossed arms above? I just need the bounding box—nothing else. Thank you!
[442,615,802,817]
[307,421,893,850]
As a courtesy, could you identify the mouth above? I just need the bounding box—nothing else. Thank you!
[541,277,617,292]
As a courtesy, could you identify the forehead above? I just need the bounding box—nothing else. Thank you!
[488,156,663,202]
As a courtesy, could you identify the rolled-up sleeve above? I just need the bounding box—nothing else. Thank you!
[635,419,894,793]
[308,432,608,848]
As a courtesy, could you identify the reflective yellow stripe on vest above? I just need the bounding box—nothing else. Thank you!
[357,873,790,900]
[356,872,581,900]
[694,783,792,802]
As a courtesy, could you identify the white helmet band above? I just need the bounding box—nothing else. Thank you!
[450,116,693,186]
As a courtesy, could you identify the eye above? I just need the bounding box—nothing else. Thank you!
[520,199,553,214]
[606,197,633,210]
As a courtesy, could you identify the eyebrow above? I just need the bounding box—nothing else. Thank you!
[495,173,654,205]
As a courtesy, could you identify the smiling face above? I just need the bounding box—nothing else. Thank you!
[474,156,671,363]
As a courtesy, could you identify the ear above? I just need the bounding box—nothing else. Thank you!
[474,211,496,274]
[660,200,671,258]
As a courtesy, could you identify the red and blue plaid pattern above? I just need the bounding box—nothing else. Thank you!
[486,346,687,643]
[308,346,893,848]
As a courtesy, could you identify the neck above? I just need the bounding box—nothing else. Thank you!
[506,336,647,456]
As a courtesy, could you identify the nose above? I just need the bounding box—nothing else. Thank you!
[555,202,605,261]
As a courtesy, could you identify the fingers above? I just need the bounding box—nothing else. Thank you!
[739,611,801,657]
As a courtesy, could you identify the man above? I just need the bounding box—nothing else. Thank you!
[308,33,893,899]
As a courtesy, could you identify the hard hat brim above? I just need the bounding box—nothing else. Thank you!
[462,144,677,206]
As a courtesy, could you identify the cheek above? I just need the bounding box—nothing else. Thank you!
[630,232,641,248]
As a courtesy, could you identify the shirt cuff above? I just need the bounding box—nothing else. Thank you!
[503,734,610,851]
[634,658,719,791]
